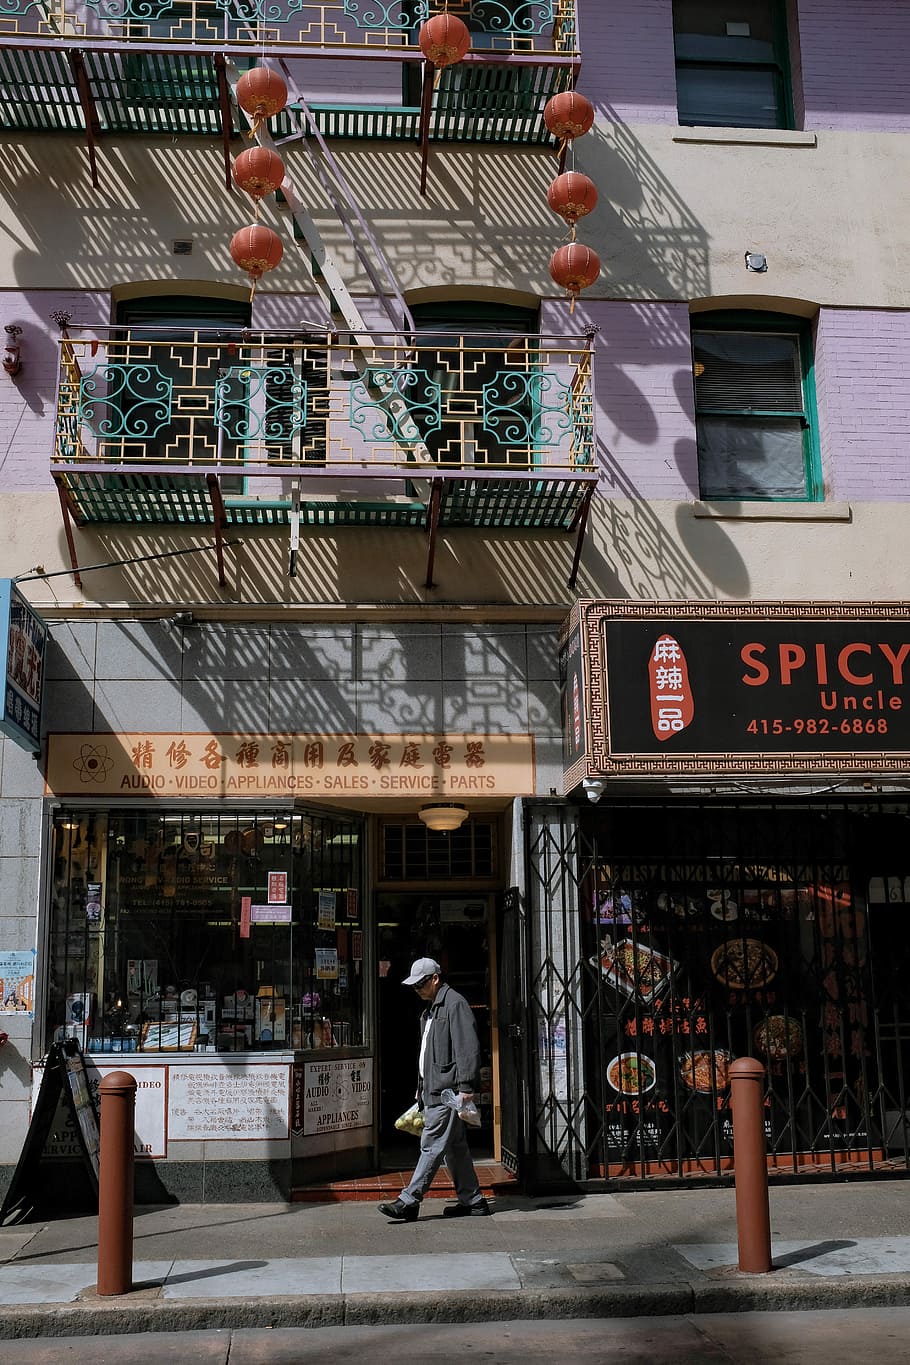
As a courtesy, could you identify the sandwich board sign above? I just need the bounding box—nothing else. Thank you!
[0,1040,99,1224]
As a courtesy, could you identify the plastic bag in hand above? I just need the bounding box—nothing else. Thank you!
[394,1102,425,1136]
[440,1088,482,1127]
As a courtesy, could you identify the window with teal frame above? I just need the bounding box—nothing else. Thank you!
[692,312,821,501]
[673,0,794,129]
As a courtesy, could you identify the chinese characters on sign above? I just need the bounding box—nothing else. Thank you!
[46,732,535,798]
[0,580,47,753]
[0,950,35,1014]
[168,1065,290,1141]
[602,613,910,759]
[302,1058,373,1135]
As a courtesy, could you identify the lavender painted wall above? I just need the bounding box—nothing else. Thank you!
[580,0,910,133]
[542,298,697,501]
[547,298,910,507]
[579,0,678,125]
[815,309,910,499]
[799,1,910,132]
[0,291,108,494]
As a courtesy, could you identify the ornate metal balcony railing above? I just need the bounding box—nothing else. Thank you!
[55,326,595,476]
[0,0,577,56]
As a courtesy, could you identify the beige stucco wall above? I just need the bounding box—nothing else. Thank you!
[2,493,905,616]
[1,125,908,308]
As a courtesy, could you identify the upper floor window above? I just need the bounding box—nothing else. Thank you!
[673,0,794,129]
[692,312,820,501]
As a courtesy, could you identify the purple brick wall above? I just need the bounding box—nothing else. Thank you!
[543,299,910,506]
[815,309,910,499]
[0,291,108,494]
[579,0,678,124]
[542,298,697,500]
[580,1,910,133]
[799,1,910,131]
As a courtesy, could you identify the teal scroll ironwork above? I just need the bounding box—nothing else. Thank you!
[482,369,572,453]
[82,0,177,19]
[469,0,554,34]
[349,368,441,444]
[342,0,428,26]
[214,0,306,20]
[214,366,307,442]
[79,363,174,438]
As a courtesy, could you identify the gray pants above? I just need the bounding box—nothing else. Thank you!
[399,1102,483,1207]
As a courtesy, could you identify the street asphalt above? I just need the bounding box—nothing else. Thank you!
[1,1178,910,1338]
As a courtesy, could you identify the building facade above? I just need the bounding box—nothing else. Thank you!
[2,1,910,1205]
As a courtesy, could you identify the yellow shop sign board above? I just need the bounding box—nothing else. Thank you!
[46,732,536,799]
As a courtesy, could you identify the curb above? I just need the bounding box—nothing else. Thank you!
[2,1275,910,1338]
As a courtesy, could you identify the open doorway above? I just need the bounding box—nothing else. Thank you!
[376,891,494,1166]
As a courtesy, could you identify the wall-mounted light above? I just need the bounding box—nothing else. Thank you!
[3,325,22,377]
[418,803,469,833]
[582,778,606,804]
[744,251,768,273]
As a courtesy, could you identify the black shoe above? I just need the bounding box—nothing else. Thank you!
[442,1199,491,1217]
[378,1199,419,1222]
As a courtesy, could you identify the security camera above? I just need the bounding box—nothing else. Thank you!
[582,778,606,804]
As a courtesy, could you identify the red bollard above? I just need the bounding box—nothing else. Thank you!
[729,1056,772,1273]
[97,1070,137,1296]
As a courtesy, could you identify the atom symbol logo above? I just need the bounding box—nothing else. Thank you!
[73,743,114,784]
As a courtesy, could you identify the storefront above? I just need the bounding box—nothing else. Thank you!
[522,601,910,1186]
[39,722,534,1203]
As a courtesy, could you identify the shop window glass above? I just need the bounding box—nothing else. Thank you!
[47,809,364,1055]
[692,312,820,501]
[673,0,794,129]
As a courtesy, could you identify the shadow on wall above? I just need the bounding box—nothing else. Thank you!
[577,113,711,301]
[44,616,555,747]
[563,106,751,600]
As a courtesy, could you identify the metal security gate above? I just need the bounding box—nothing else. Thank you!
[524,798,910,1186]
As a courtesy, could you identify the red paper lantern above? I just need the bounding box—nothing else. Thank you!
[546,171,598,227]
[232,147,286,202]
[236,66,288,136]
[543,90,595,142]
[549,242,601,312]
[230,224,283,294]
[418,12,471,67]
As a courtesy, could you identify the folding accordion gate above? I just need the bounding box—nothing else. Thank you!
[520,798,910,1185]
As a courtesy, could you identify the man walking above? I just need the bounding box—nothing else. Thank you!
[378,957,490,1221]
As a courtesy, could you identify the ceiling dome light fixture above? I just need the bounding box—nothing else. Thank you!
[418,803,469,833]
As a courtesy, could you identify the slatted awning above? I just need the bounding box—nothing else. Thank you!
[0,45,572,157]
[52,466,597,592]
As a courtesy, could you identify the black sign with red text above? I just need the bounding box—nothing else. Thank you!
[603,618,910,755]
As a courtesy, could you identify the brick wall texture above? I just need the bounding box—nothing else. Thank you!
[580,0,910,132]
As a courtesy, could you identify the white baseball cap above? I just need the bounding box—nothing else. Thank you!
[403,957,441,986]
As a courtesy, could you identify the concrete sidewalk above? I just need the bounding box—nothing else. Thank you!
[2,1180,910,1337]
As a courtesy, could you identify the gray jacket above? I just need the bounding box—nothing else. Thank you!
[417,981,481,1104]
